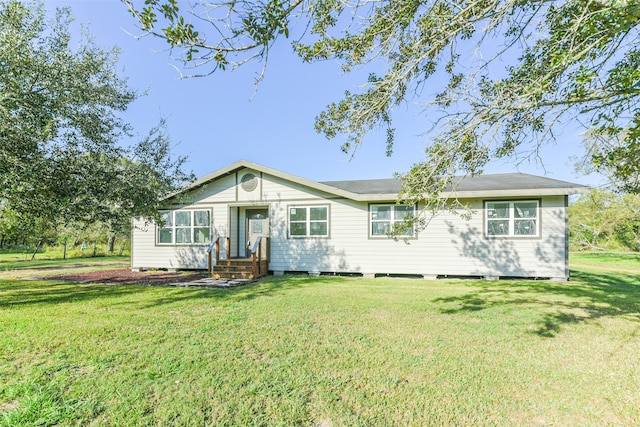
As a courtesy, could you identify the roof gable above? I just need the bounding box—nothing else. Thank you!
[167,160,589,201]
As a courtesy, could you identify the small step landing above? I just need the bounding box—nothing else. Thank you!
[169,277,254,289]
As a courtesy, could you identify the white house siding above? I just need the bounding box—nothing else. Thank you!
[131,167,569,279]
[410,196,568,279]
[267,195,567,279]
[131,216,210,270]
[131,174,237,270]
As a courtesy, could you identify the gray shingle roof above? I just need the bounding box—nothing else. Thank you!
[320,178,403,194]
[168,160,589,202]
[321,173,586,195]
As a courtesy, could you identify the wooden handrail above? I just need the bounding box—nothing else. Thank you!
[266,237,270,264]
[251,236,261,277]
[209,236,269,278]
[250,236,262,254]
[252,251,258,277]
[207,236,219,274]
[250,237,269,278]
[208,237,232,265]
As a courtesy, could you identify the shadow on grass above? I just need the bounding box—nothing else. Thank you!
[0,276,346,309]
[0,280,145,308]
[132,275,350,308]
[432,269,640,337]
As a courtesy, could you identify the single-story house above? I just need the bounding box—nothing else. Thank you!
[131,160,589,281]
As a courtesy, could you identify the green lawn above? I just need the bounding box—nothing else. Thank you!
[0,257,129,273]
[1,254,639,426]
[0,245,129,269]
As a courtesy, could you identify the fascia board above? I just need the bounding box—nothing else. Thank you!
[349,186,590,202]
[442,186,591,199]
[164,159,590,202]
[161,162,244,201]
[257,164,361,200]
[163,159,364,201]
[354,193,402,202]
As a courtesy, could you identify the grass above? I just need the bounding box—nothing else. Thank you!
[0,257,130,282]
[571,251,640,274]
[1,253,639,426]
[0,244,129,265]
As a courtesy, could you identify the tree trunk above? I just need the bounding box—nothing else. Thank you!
[31,240,43,261]
[107,235,115,253]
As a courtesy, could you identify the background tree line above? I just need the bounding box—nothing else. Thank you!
[0,205,130,258]
[569,189,640,252]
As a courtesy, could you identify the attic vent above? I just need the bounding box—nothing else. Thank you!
[240,173,258,192]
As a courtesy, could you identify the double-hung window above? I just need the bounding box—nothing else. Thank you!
[485,200,539,237]
[289,206,329,237]
[157,210,211,244]
[370,204,416,238]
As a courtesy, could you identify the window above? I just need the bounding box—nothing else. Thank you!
[370,204,416,237]
[289,206,328,237]
[240,173,258,192]
[157,210,211,244]
[485,200,539,237]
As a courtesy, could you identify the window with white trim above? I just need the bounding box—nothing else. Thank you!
[485,200,539,237]
[157,210,211,244]
[289,206,329,237]
[370,204,416,237]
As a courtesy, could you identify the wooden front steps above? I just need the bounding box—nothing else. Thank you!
[212,258,268,280]
[208,236,269,280]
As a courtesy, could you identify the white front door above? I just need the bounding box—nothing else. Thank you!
[246,209,269,257]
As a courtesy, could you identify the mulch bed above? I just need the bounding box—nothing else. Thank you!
[45,269,210,286]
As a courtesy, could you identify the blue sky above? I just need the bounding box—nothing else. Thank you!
[46,0,604,187]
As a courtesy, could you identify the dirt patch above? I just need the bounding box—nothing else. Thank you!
[0,400,19,412]
[45,269,210,286]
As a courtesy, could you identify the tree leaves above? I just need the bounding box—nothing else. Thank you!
[125,0,640,200]
[569,189,640,251]
[0,1,192,234]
